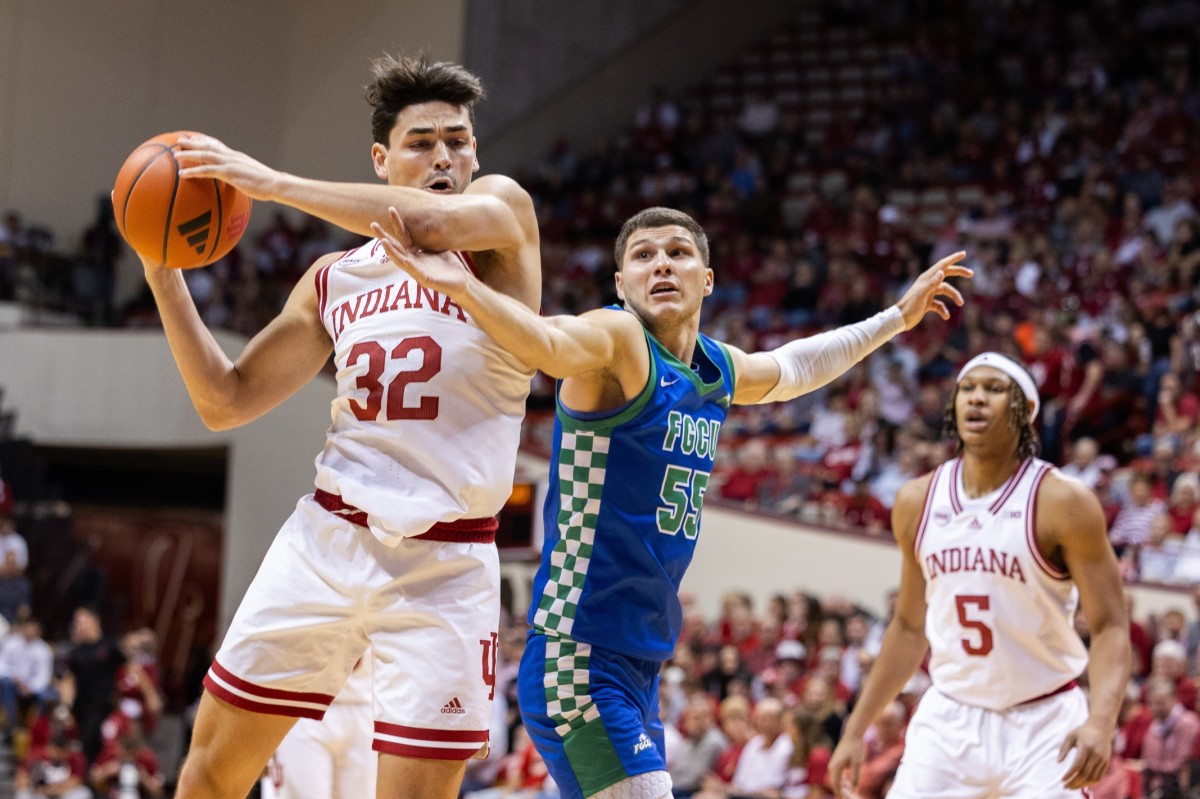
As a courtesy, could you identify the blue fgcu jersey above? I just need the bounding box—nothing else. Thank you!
[528,322,735,662]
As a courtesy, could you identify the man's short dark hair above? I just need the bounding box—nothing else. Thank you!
[613,207,710,270]
[365,54,486,145]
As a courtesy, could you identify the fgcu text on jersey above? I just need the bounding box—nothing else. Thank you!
[311,241,533,545]
[529,323,735,662]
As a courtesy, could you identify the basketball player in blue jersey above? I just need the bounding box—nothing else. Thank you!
[828,353,1130,799]
[373,205,969,799]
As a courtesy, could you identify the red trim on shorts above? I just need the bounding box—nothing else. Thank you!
[372,740,481,760]
[209,660,336,705]
[203,661,334,720]
[912,463,941,557]
[374,721,489,743]
[1017,678,1078,706]
[1025,464,1068,580]
[204,677,326,720]
[312,489,498,543]
[989,458,1033,515]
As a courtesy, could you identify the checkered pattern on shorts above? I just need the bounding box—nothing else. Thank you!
[543,637,600,737]
[533,430,609,637]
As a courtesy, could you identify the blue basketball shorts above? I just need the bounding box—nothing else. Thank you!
[517,632,666,799]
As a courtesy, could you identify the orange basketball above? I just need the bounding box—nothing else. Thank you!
[113,131,252,269]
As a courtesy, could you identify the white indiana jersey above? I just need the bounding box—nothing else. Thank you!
[311,240,533,544]
[914,457,1088,711]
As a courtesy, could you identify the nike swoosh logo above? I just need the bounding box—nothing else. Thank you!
[660,376,679,387]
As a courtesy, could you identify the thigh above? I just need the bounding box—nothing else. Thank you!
[885,690,998,799]
[518,634,664,799]
[376,753,467,799]
[205,498,370,718]
[178,691,298,799]
[999,689,1091,798]
[368,537,499,761]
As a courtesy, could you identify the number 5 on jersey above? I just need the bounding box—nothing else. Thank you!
[658,466,710,539]
[955,594,994,656]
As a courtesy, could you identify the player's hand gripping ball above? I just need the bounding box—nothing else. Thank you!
[113,131,251,268]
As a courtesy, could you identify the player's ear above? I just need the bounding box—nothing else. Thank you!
[371,143,389,180]
[614,270,626,301]
[472,137,480,173]
[704,268,714,297]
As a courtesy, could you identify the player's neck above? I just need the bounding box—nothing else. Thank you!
[959,450,1024,499]
[644,315,700,365]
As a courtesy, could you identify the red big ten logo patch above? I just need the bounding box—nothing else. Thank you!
[934,507,952,526]
[480,631,498,701]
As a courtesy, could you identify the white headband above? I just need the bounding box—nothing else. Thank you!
[957,352,1040,422]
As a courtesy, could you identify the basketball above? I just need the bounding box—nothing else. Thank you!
[112,131,252,269]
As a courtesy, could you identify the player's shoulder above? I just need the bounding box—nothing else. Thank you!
[895,468,938,512]
[1035,465,1096,507]
[465,173,533,206]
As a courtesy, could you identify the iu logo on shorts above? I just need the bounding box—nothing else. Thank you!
[480,631,498,701]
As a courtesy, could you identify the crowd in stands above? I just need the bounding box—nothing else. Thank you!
[4,0,1200,795]
[470,586,1200,799]
[0,478,167,799]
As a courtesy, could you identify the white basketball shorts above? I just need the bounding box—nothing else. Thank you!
[203,493,501,760]
[887,684,1092,799]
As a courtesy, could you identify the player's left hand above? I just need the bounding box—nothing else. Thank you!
[1058,718,1112,789]
[895,251,972,329]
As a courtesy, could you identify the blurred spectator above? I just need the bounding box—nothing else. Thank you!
[1145,640,1197,713]
[1136,515,1184,583]
[1060,437,1112,490]
[703,645,753,703]
[90,723,164,799]
[0,617,56,735]
[1141,677,1200,797]
[1110,473,1167,553]
[14,733,90,799]
[0,549,32,624]
[0,501,29,573]
[778,707,831,799]
[709,695,754,787]
[111,630,162,737]
[853,700,907,799]
[64,606,125,764]
[702,697,792,799]
[670,694,729,799]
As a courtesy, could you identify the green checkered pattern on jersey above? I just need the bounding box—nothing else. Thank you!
[532,429,609,637]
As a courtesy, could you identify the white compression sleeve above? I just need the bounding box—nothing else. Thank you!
[757,305,905,403]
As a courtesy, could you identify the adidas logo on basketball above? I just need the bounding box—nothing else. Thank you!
[441,697,466,715]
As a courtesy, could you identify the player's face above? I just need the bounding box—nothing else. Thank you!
[372,102,479,193]
[955,366,1020,446]
[614,225,713,327]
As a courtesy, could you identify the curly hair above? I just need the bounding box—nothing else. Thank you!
[943,381,1040,460]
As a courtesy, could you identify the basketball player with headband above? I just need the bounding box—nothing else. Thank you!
[829,352,1130,798]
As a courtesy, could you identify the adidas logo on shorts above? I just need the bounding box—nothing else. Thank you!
[441,697,466,715]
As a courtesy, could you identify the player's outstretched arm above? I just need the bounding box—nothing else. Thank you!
[728,252,971,404]
[1041,472,1131,791]
[142,254,334,431]
[828,475,932,799]
[174,135,537,258]
[372,209,643,380]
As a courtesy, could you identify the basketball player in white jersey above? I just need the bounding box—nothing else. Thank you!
[828,352,1130,799]
[260,659,375,799]
[134,54,540,799]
